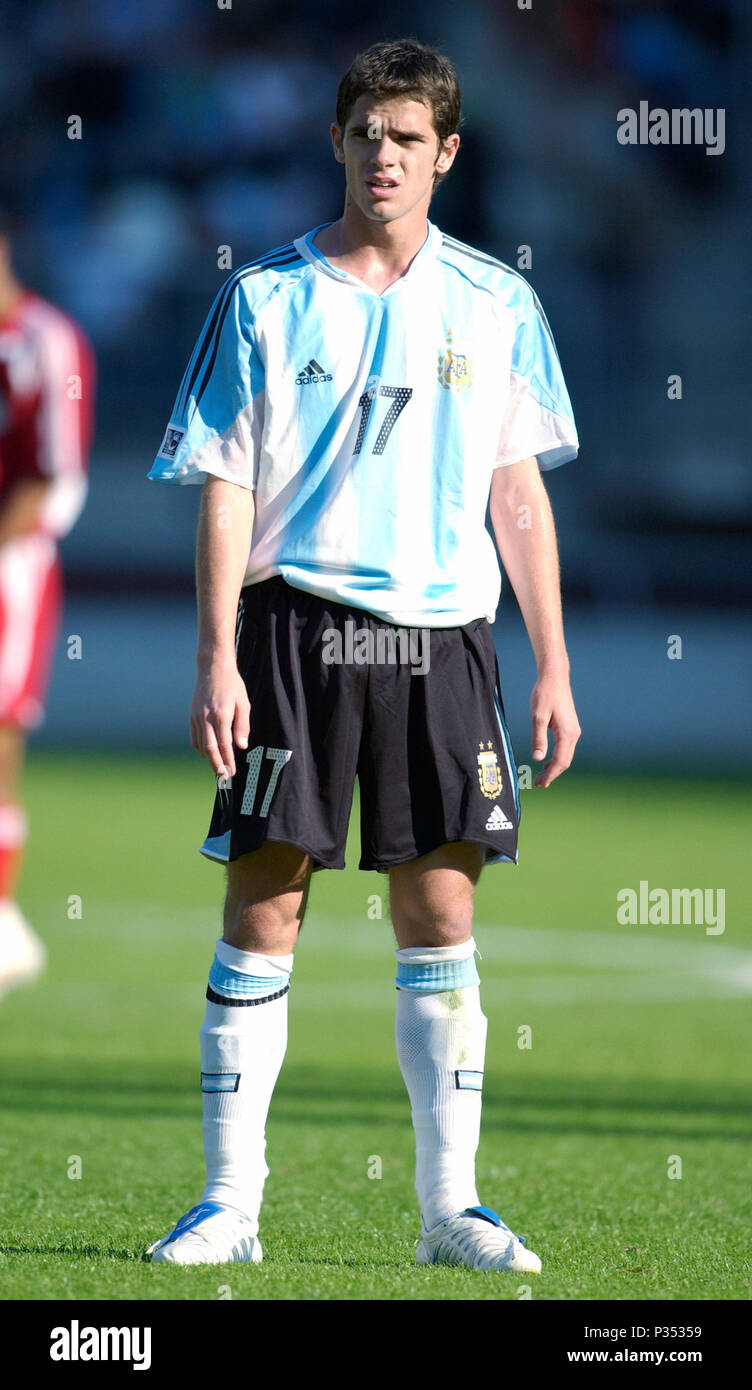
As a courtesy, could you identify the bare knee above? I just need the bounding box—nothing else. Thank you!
[223,840,312,954]
[389,842,485,948]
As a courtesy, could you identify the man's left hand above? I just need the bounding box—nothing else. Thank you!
[530,673,581,787]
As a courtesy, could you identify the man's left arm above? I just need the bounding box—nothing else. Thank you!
[489,455,581,787]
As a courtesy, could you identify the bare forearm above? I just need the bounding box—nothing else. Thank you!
[489,456,580,784]
[195,476,254,664]
[490,470,569,674]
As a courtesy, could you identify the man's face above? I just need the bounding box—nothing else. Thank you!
[332,94,459,224]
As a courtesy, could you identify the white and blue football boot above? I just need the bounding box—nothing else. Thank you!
[145,1202,262,1265]
[416,1204,542,1273]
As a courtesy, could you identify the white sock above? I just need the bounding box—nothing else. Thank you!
[395,939,487,1231]
[198,939,293,1231]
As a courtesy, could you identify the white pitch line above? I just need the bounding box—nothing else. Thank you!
[40,972,751,1010]
[26,901,752,1007]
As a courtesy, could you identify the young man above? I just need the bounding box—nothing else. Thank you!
[0,215,93,998]
[146,39,580,1272]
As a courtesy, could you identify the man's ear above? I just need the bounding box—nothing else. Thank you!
[330,122,346,164]
[435,132,460,177]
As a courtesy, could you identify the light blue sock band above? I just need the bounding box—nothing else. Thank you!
[394,952,480,992]
[208,955,291,1000]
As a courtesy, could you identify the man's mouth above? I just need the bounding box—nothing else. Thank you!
[366,177,399,194]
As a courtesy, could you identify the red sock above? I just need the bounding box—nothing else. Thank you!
[0,802,28,901]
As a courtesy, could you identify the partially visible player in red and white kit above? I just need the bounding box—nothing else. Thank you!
[0,212,94,997]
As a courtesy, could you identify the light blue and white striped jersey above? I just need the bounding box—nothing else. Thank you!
[149,220,578,627]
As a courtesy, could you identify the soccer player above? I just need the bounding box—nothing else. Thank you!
[0,213,93,998]
[146,39,580,1272]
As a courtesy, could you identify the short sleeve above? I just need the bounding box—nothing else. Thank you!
[494,283,579,472]
[4,307,93,538]
[36,319,93,536]
[149,276,265,489]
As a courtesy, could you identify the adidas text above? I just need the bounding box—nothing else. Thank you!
[296,358,332,385]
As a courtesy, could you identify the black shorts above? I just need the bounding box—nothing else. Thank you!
[201,576,520,873]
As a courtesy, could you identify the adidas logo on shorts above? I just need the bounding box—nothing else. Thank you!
[295,358,332,385]
[485,804,513,831]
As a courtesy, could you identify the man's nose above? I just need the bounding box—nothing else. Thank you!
[367,136,395,164]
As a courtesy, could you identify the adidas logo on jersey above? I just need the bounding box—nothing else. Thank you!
[296,359,332,385]
[485,804,513,831]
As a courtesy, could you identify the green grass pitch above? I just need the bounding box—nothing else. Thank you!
[0,753,749,1301]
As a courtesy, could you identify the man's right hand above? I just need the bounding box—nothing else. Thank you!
[189,656,251,779]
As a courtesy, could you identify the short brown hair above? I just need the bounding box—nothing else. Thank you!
[336,38,462,189]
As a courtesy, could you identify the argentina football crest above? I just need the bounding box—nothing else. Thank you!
[437,330,474,392]
[476,740,503,799]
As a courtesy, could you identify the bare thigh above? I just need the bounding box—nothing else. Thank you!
[388,841,486,949]
[223,840,313,954]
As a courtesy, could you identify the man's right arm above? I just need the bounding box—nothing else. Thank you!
[189,475,255,779]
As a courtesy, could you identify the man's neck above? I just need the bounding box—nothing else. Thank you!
[314,202,431,293]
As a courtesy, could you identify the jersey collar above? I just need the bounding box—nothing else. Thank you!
[294,219,441,296]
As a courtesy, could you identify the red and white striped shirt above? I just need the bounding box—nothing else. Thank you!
[0,290,94,539]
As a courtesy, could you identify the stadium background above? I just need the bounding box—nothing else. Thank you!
[1,0,750,1303]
